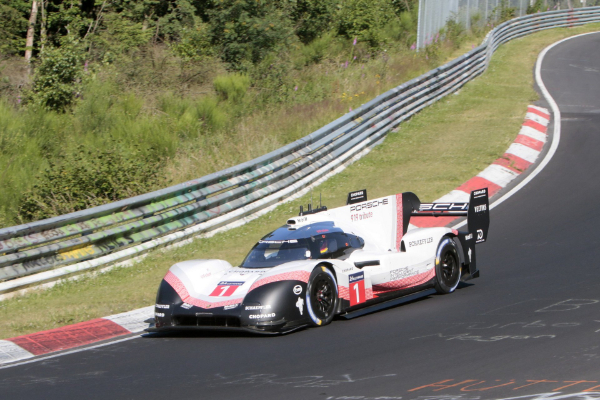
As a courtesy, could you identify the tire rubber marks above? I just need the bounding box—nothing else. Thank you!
[411,105,550,228]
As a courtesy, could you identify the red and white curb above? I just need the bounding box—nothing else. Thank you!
[0,306,153,365]
[410,105,550,229]
[0,106,551,366]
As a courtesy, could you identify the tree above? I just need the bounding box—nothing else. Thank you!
[25,0,38,64]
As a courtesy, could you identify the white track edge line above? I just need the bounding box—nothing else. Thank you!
[452,31,600,230]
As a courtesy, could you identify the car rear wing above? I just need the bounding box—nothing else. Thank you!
[407,188,490,244]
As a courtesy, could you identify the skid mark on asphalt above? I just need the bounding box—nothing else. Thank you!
[207,372,397,388]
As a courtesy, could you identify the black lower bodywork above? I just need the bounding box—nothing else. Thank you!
[148,279,313,335]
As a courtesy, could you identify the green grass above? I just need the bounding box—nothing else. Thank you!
[1,23,599,339]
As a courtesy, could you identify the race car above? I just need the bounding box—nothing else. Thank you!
[148,188,490,335]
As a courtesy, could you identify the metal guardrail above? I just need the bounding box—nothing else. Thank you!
[1,7,599,297]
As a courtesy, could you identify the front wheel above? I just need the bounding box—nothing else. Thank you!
[306,266,338,326]
[434,237,461,294]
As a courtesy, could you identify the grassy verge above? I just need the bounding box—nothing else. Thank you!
[2,24,599,339]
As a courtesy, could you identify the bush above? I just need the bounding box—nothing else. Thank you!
[196,96,228,130]
[381,11,417,47]
[213,73,250,103]
[17,140,163,223]
[291,0,338,44]
[527,0,544,14]
[31,40,85,112]
[297,32,336,66]
[0,2,27,55]
[494,0,516,23]
[337,0,395,48]
[444,17,465,49]
[208,0,294,70]
[170,21,214,62]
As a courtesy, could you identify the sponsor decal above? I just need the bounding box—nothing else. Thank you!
[200,272,211,279]
[210,281,245,297]
[350,211,373,222]
[408,237,433,247]
[464,233,473,240]
[224,303,240,310]
[296,297,304,315]
[474,204,487,213]
[468,247,472,262]
[350,198,388,212]
[347,189,368,205]
[349,271,366,307]
[155,312,165,318]
[249,313,276,319]
[390,267,417,281]
[293,285,303,295]
[155,304,169,309]
[473,189,487,198]
[477,229,484,242]
[245,305,272,310]
[181,303,193,309]
[295,216,308,224]
[420,202,468,211]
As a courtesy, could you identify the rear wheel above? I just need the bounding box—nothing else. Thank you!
[306,266,338,326]
[434,237,461,294]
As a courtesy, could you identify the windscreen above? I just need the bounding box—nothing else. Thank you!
[241,239,311,268]
[240,232,364,268]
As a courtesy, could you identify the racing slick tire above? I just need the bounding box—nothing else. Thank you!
[306,266,338,327]
[434,237,461,294]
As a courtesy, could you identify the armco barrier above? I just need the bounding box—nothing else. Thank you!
[1,8,599,297]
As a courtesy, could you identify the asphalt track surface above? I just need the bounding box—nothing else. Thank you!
[2,32,600,400]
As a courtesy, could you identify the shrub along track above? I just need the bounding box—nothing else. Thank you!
[1,23,599,340]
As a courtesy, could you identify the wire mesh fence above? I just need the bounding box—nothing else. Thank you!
[417,0,599,49]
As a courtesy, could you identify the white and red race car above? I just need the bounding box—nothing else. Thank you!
[149,188,489,334]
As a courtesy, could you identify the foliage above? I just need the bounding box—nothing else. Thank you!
[30,39,84,111]
[527,0,544,14]
[337,0,395,48]
[297,32,337,66]
[170,20,213,61]
[213,73,250,103]
[0,0,433,227]
[494,0,516,23]
[0,1,27,55]
[207,0,294,71]
[17,140,163,222]
[444,17,465,49]
[381,10,417,48]
[290,0,339,44]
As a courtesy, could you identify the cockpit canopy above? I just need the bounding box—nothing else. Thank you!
[240,222,364,268]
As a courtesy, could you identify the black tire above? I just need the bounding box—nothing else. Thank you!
[434,237,461,294]
[306,266,338,326]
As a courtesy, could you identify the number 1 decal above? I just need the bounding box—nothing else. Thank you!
[349,272,366,306]
[210,281,244,297]
[219,286,230,297]
[353,283,360,303]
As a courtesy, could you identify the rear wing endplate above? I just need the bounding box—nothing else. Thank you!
[406,188,490,280]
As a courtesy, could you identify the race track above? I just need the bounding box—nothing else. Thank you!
[1,32,600,400]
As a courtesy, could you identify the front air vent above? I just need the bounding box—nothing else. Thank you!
[175,316,241,327]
